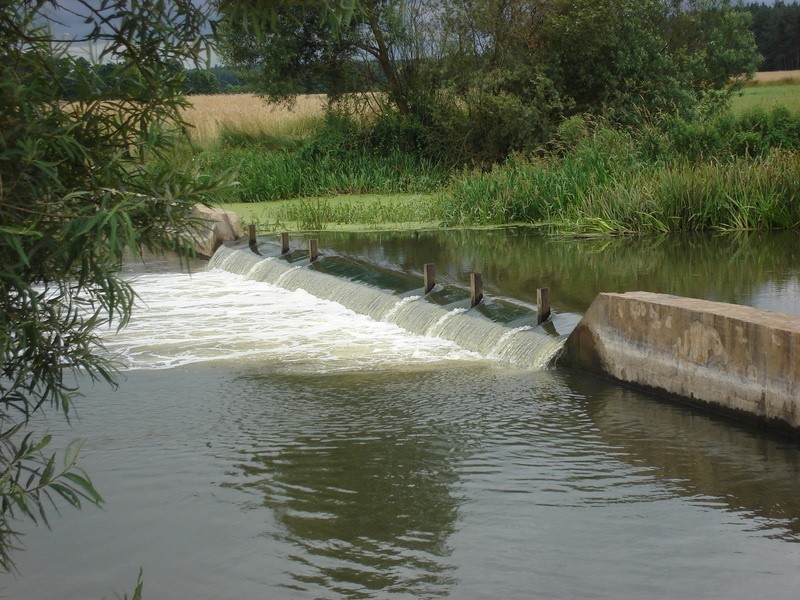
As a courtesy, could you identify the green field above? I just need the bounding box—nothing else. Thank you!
[732,84,800,113]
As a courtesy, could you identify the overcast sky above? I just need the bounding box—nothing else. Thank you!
[42,0,96,41]
[38,0,217,64]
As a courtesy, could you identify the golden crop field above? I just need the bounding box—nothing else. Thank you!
[182,73,800,146]
[181,93,327,145]
[750,70,800,86]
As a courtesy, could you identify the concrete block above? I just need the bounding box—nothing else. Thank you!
[561,292,800,435]
[189,204,244,258]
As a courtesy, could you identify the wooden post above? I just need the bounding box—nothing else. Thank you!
[423,263,436,294]
[470,273,483,307]
[537,287,551,325]
[248,224,257,251]
[280,232,290,255]
[309,239,319,262]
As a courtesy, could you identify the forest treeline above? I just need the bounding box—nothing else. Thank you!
[747,2,800,71]
[56,2,800,98]
[190,1,800,96]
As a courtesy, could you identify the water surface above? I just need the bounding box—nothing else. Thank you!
[4,230,800,599]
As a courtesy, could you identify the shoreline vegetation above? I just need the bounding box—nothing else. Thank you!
[180,72,800,235]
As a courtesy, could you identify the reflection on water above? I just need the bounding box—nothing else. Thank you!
[3,230,800,599]
[302,229,800,315]
[219,365,800,599]
[573,370,800,540]
[226,371,468,597]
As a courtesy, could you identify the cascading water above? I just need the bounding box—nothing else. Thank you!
[209,245,566,370]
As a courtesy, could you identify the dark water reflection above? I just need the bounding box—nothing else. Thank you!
[295,229,800,316]
[225,370,469,597]
[220,363,800,598]
[566,370,800,540]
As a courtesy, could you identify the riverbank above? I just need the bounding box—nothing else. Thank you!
[221,137,800,236]
[184,81,800,235]
[221,194,445,233]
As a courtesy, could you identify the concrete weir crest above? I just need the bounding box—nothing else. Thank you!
[561,291,800,435]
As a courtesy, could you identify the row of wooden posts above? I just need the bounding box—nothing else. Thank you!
[249,227,551,324]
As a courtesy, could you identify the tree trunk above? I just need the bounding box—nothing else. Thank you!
[367,12,411,116]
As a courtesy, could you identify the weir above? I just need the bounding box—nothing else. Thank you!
[212,238,800,437]
[209,245,566,370]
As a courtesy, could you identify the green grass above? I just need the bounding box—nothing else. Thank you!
[221,193,445,232]
[194,145,447,203]
[731,85,800,114]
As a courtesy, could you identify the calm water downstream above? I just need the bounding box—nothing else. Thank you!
[3,230,800,599]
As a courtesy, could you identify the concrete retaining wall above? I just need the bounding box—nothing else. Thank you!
[561,292,800,435]
[189,204,244,258]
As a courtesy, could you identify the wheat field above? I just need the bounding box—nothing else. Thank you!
[182,73,800,145]
[750,70,800,86]
[181,93,327,145]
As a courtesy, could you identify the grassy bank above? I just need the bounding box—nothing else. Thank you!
[443,111,800,233]
[182,105,448,203]
[444,148,800,234]
[223,193,444,232]
[186,83,800,234]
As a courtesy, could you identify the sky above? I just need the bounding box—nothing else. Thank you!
[39,0,217,64]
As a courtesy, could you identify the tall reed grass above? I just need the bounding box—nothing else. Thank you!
[188,109,448,202]
[443,112,800,233]
[269,195,444,231]
[196,143,446,202]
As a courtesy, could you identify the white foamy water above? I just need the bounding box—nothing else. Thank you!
[100,267,484,372]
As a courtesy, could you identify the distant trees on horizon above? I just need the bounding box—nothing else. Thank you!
[72,1,800,100]
[746,2,800,71]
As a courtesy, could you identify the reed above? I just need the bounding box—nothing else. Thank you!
[223,194,444,232]
[442,119,800,233]
[586,151,800,232]
[196,144,446,202]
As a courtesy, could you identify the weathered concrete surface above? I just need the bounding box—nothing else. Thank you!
[189,204,244,258]
[561,292,800,434]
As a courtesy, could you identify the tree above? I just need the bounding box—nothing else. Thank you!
[217,0,759,163]
[218,3,360,99]
[184,68,222,94]
[217,0,444,114]
[747,2,800,71]
[0,0,227,571]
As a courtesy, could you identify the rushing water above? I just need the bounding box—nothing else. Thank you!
[3,230,800,600]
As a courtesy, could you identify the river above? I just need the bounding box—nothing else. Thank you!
[3,230,800,599]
